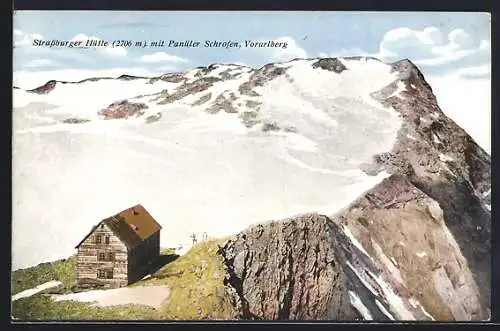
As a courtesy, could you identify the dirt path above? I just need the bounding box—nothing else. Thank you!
[52,285,170,310]
[12,280,63,301]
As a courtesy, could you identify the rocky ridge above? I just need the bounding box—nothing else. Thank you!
[221,175,489,321]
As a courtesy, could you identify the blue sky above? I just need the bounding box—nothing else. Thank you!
[13,11,490,78]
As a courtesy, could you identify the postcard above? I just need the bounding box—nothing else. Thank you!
[12,11,491,321]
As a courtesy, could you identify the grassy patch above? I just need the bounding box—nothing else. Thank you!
[12,256,77,295]
[160,248,177,256]
[136,239,237,320]
[12,295,160,320]
[12,240,238,320]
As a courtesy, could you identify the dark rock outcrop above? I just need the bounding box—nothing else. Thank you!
[240,111,261,128]
[220,213,358,320]
[261,122,281,132]
[98,100,148,119]
[152,73,187,84]
[206,92,238,114]
[117,74,147,81]
[62,118,91,124]
[195,64,218,77]
[312,58,347,73]
[239,63,287,97]
[145,112,162,124]
[158,77,221,104]
[192,93,212,106]
[28,80,57,95]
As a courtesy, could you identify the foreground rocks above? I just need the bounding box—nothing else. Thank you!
[221,175,489,321]
[221,214,357,320]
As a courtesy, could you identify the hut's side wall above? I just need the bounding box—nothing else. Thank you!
[127,231,160,283]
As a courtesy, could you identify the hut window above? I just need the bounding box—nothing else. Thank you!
[98,252,106,261]
[107,252,115,261]
[105,236,110,244]
[95,235,102,244]
[97,269,113,279]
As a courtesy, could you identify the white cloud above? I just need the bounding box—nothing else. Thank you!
[71,33,128,57]
[30,33,44,41]
[140,52,188,63]
[158,66,181,73]
[249,36,307,63]
[233,61,250,67]
[14,30,44,48]
[479,40,491,50]
[268,36,308,62]
[23,58,56,68]
[376,27,488,67]
[322,26,489,70]
[453,64,490,79]
[104,47,128,57]
[427,74,490,154]
[319,47,372,58]
[377,27,448,58]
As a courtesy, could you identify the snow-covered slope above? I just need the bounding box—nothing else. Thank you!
[12,57,489,278]
[12,58,406,270]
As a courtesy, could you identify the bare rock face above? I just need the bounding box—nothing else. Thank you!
[192,93,212,106]
[159,77,221,104]
[195,64,218,77]
[206,92,238,114]
[116,74,146,81]
[312,58,347,73]
[333,175,488,321]
[98,100,148,119]
[28,80,57,94]
[221,174,489,321]
[220,213,357,320]
[155,73,187,84]
[239,63,287,96]
[363,59,491,309]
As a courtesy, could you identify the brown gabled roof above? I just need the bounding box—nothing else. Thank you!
[75,204,162,249]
